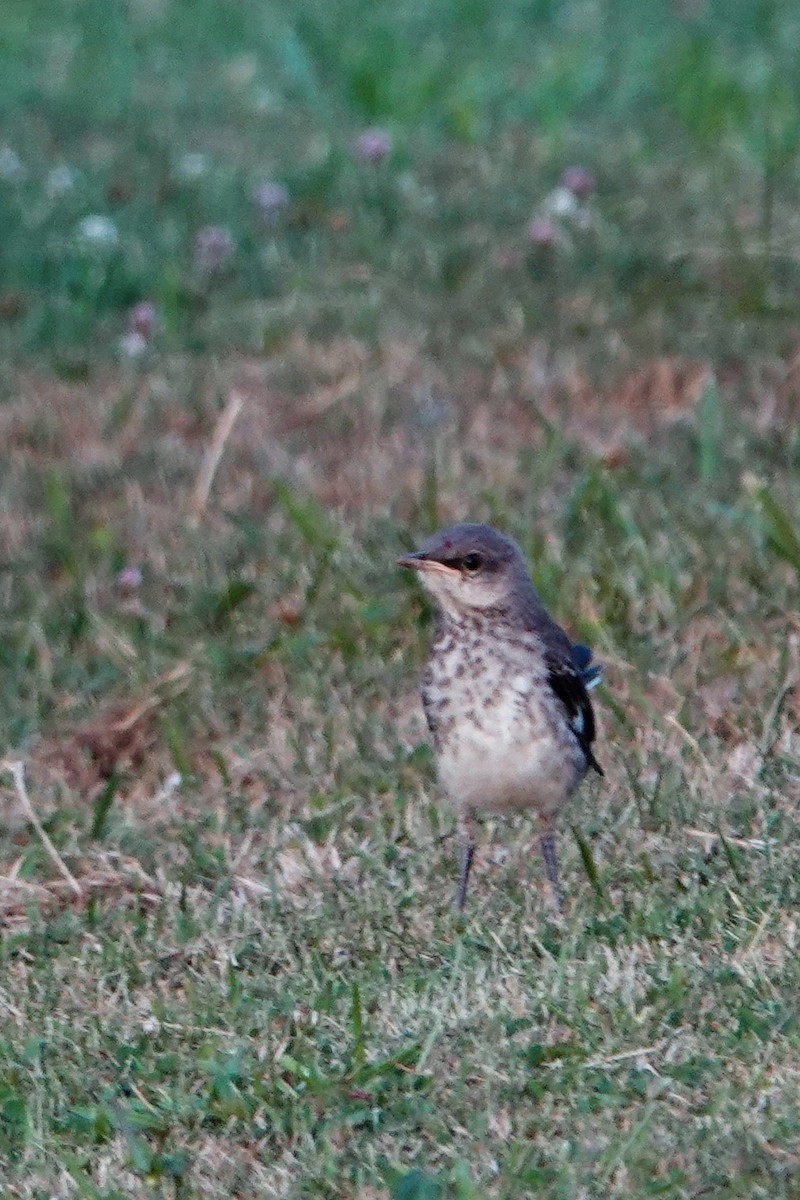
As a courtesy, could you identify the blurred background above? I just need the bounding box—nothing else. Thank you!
[1,2,800,1196]
[5,0,800,367]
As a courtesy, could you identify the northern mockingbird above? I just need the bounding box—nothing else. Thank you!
[399,523,603,911]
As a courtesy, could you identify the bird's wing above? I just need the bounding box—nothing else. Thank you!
[518,594,603,774]
[571,642,602,690]
[542,636,603,775]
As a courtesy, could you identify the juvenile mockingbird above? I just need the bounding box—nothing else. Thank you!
[398,523,603,911]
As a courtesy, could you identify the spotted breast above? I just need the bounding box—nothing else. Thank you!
[422,615,587,820]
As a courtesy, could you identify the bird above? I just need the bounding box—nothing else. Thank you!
[398,523,603,912]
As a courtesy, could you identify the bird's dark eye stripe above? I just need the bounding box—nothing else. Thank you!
[433,553,484,570]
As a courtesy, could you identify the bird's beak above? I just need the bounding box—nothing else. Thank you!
[397,553,460,577]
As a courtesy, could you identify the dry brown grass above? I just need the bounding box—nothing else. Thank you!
[1,338,799,1197]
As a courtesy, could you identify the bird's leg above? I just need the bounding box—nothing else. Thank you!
[539,830,563,914]
[455,813,477,911]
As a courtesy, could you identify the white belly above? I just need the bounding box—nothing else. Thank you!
[438,716,582,818]
[424,642,585,819]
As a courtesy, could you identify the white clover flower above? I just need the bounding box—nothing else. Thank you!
[0,147,26,182]
[78,214,119,247]
[175,152,209,181]
[543,186,579,219]
[252,88,281,114]
[119,331,148,359]
[46,165,79,197]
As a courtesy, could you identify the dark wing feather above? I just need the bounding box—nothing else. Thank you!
[546,650,603,774]
[571,642,602,689]
[517,591,603,773]
[520,624,599,772]
[570,643,593,671]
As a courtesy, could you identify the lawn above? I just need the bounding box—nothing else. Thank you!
[1,1,800,1196]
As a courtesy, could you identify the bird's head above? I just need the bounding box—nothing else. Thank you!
[398,523,530,618]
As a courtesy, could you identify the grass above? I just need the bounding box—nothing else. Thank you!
[1,1,800,1197]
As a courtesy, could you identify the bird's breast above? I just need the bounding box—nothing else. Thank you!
[422,629,585,816]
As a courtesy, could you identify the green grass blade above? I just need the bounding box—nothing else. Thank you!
[755,486,800,575]
[89,775,120,840]
[350,981,366,1067]
[571,825,608,903]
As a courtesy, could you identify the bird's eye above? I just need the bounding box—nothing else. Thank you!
[462,553,483,571]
